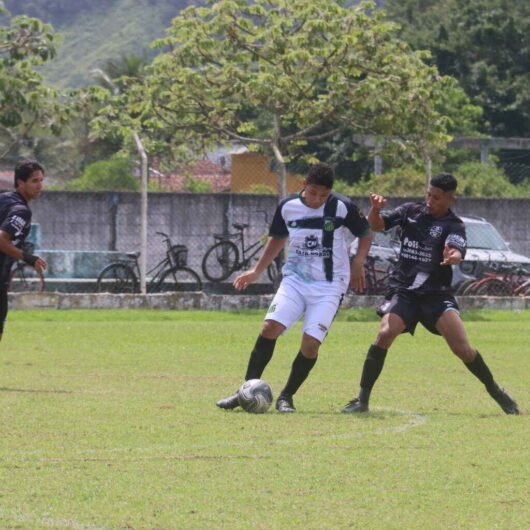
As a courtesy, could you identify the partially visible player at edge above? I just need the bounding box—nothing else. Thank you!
[0,159,47,341]
[217,162,372,412]
[342,173,519,415]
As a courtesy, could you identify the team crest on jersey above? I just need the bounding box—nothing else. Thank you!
[323,219,335,232]
[305,235,319,249]
[429,225,443,238]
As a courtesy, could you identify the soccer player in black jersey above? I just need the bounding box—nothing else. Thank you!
[342,173,519,415]
[217,162,372,413]
[0,159,47,340]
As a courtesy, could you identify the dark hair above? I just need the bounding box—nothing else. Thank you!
[14,159,44,188]
[306,162,334,188]
[430,173,457,192]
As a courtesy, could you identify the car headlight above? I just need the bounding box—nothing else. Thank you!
[459,261,476,275]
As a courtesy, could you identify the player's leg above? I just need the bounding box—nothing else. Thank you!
[275,286,341,413]
[216,277,303,410]
[0,285,8,342]
[342,312,405,413]
[436,310,519,415]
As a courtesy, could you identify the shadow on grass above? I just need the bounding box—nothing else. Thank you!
[0,387,73,394]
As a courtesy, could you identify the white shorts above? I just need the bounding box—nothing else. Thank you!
[264,274,347,343]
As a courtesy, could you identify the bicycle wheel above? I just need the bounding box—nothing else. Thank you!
[158,267,203,292]
[201,240,239,282]
[475,279,512,296]
[267,256,283,290]
[8,263,45,292]
[454,278,477,295]
[96,263,139,293]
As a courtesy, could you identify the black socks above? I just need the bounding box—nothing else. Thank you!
[358,344,388,404]
[281,351,317,396]
[244,335,277,381]
[464,351,496,391]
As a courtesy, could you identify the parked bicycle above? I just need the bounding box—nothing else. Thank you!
[8,242,45,292]
[201,221,282,284]
[357,255,395,295]
[459,264,530,296]
[96,232,202,293]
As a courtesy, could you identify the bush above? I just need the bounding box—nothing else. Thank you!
[346,166,428,196]
[183,176,212,193]
[64,155,138,191]
[244,184,276,194]
[454,162,522,197]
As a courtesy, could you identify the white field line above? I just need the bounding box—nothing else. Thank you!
[5,408,427,462]
[0,509,106,530]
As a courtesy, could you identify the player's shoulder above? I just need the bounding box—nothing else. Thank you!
[278,192,300,208]
[329,191,361,211]
[446,209,465,228]
[0,191,28,214]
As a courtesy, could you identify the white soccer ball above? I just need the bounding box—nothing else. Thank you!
[238,379,273,414]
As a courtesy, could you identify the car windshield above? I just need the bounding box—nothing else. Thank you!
[465,222,509,251]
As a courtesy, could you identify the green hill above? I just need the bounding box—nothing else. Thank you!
[3,0,197,88]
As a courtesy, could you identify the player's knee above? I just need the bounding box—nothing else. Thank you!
[261,319,284,339]
[452,344,475,362]
[301,334,320,358]
[376,322,398,345]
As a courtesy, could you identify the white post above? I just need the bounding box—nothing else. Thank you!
[133,132,148,295]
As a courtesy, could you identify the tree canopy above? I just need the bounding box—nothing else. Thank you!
[385,0,530,137]
[93,0,467,195]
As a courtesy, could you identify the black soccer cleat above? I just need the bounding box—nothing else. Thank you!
[341,397,369,414]
[276,393,296,413]
[216,392,240,410]
[488,385,520,415]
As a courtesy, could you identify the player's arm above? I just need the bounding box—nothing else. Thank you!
[0,231,47,273]
[233,237,287,291]
[441,228,467,266]
[367,193,387,232]
[441,245,462,266]
[350,232,372,292]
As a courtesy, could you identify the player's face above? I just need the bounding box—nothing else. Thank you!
[426,185,453,217]
[17,170,44,202]
[302,182,331,209]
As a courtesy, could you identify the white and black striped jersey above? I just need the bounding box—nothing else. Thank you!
[269,191,370,283]
[0,191,32,281]
[382,202,467,292]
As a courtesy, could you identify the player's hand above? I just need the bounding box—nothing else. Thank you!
[349,259,366,293]
[233,270,259,291]
[440,245,461,266]
[369,193,387,211]
[33,257,47,274]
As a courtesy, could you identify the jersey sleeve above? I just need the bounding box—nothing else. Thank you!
[445,222,467,259]
[343,201,370,237]
[381,203,411,231]
[0,205,30,238]
[268,203,288,238]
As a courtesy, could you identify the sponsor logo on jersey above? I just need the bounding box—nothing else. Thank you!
[446,234,466,248]
[305,235,319,249]
[267,303,277,314]
[9,215,27,232]
[429,225,443,238]
[318,323,328,333]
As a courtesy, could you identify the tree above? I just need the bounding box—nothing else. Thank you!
[384,0,530,138]
[0,1,68,160]
[114,0,458,196]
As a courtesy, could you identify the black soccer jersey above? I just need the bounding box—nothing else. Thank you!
[269,190,370,283]
[382,202,466,292]
[0,191,32,282]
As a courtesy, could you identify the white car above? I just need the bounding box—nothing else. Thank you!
[350,215,530,288]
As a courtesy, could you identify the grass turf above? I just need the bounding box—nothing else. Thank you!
[0,309,528,529]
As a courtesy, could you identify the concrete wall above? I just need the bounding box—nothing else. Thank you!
[30,191,530,276]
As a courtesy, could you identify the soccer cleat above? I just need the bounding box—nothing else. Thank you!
[341,397,369,413]
[276,393,296,413]
[488,385,520,415]
[216,392,240,410]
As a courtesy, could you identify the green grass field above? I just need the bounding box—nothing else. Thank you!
[1,309,528,529]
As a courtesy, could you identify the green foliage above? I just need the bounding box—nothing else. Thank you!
[183,176,212,193]
[384,0,530,137]
[454,161,523,197]
[245,184,276,194]
[63,154,138,191]
[0,4,69,160]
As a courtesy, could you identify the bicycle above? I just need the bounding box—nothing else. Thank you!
[8,242,45,292]
[201,222,281,284]
[96,232,202,293]
[359,255,395,295]
[460,264,530,296]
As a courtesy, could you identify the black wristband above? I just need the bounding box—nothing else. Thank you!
[22,252,39,267]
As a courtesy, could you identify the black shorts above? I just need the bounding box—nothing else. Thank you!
[377,289,460,335]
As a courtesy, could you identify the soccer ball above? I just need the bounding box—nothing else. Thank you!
[237,379,273,414]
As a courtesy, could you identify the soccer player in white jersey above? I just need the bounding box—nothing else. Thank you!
[216,162,372,412]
